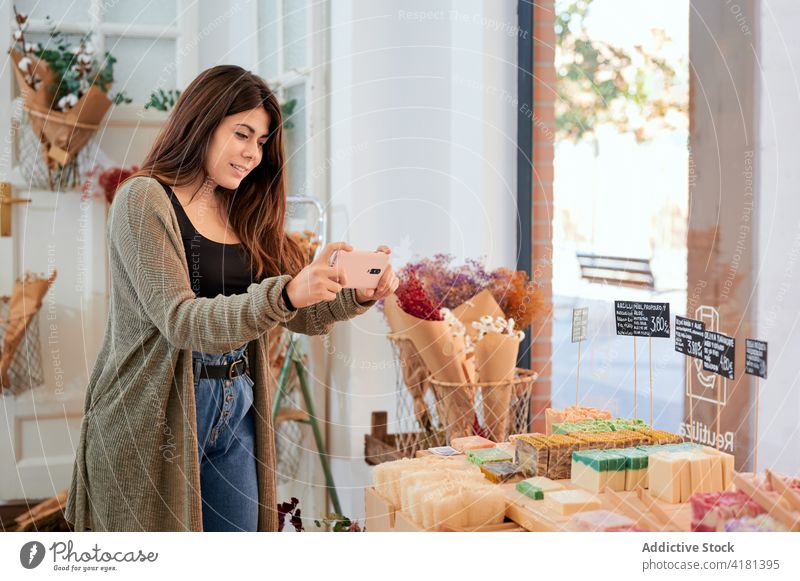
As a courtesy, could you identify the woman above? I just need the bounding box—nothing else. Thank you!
[65,65,398,532]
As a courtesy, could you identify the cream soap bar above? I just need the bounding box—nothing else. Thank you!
[570,450,626,493]
[648,451,691,503]
[544,489,602,516]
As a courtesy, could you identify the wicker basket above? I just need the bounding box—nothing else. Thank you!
[387,332,537,450]
[429,368,538,443]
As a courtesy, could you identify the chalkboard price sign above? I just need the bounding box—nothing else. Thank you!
[614,301,671,338]
[703,330,736,380]
[675,316,705,359]
[745,339,768,379]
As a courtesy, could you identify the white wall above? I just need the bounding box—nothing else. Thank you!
[754,0,800,477]
[326,0,518,520]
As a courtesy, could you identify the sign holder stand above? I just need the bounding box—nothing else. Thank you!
[649,336,653,426]
[576,339,581,407]
[633,336,637,420]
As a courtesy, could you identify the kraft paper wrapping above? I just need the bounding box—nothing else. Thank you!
[11,52,112,166]
[474,333,520,442]
[0,271,57,390]
[384,294,475,439]
[451,289,504,342]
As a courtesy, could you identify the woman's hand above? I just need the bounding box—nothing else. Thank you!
[356,245,399,304]
[285,242,352,309]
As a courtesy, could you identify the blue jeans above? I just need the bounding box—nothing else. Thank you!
[193,342,258,532]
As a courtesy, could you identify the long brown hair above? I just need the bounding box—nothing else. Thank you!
[130,65,306,279]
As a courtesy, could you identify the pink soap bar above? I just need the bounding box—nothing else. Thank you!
[450,435,495,452]
[690,491,766,532]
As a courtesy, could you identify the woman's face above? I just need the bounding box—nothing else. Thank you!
[205,107,270,190]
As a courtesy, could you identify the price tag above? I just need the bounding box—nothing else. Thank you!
[428,446,461,456]
[614,301,671,338]
[571,307,588,343]
[703,330,736,380]
[745,339,768,379]
[675,316,705,359]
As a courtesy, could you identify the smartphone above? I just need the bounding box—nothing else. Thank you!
[329,250,389,289]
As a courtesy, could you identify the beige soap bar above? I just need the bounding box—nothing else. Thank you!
[544,489,602,515]
[648,451,689,504]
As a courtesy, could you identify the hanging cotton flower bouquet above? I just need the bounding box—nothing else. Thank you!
[9,7,132,189]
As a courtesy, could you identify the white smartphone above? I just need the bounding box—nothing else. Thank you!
[329,250,390,289]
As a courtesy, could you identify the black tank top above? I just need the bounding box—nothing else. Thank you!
[160,181,259,298]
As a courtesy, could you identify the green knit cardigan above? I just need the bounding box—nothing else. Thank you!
[64,176,375,531]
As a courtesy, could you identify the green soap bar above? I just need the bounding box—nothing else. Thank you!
[467,447,513,465]
[516,480,544,500]
[571,449,626,472]
[616,447,650,469]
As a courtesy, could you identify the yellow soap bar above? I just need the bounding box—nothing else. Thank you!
[544,489,602,515]
[648,451,687,504]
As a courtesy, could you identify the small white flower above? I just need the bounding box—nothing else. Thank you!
[17,57,31,73]
[13,30,23,41]
[83,42,95,55]
[24,42,39,53]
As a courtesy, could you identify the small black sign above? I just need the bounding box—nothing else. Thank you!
[675,316,705,359]
[745,339,768,379]
[614,301,671,338]
[703,330,736,380]
[571,307,588,343]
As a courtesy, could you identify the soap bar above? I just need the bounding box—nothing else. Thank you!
[571,429,648,450]
[451,435,496,452]
[567,509,636,532]
[571,450,626,492]
[516,480,544,500]
[516,476,564,500]
[519,476,565,493]
[544,489,602,516]
[545,434,584,480]
[647,451,690,503]
[515,435,550,477]
[634,427,684,445]
[616,447,650,491]
[545,406,612,434]
[690,491,767,532]
[480,461,525,483]
[467,447,513,466]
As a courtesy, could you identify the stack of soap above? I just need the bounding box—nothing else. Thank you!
[480,461,525,483]
[648,447,733,504]
[616,447,650,491]
[516,477,564,500]
[373,456,483,507]
[514,435,550,477]
[545,406,612,434]
[467,447,513,466]
[451,435,495,452]
[571,429,649,450]
[567,509,636,532]
[545,434,585,480]
[553,418,647,435]
[570,450,627,492]
[544,489,602,516]
[632,427,684,445]
[690,491,767,532]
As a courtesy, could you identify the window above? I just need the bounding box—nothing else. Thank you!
[257,0,326,200]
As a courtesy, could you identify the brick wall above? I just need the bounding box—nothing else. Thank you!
[529,0,556,432]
